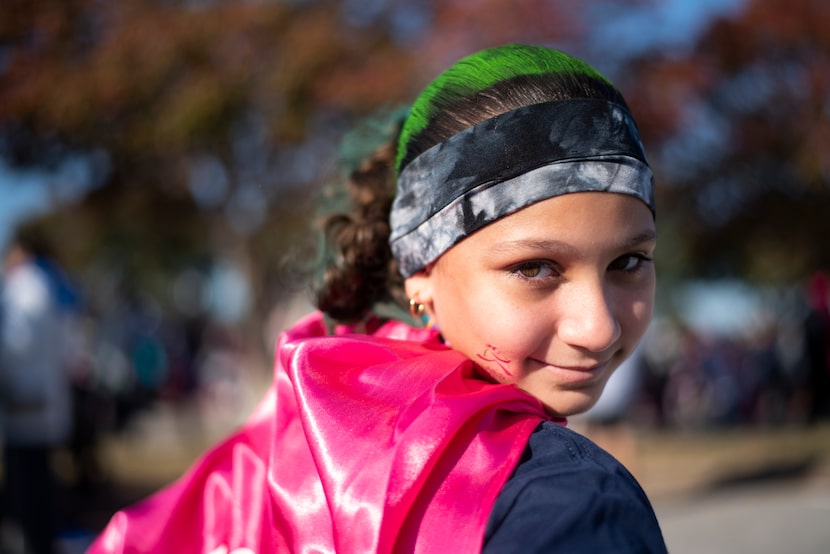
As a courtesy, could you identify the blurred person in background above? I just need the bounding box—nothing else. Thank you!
[804,271,830,422]
[90,44,665,553]
[0,233,73,554]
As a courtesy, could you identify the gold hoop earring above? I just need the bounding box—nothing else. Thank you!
[409,298,425,320]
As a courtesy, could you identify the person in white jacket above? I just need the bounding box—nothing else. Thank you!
[0,234,72,554]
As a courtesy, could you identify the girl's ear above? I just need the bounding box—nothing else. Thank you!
[404,266,435,308]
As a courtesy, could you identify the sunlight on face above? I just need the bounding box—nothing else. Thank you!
[405,192,656,417]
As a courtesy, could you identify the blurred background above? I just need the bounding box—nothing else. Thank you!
[1,0,829,552]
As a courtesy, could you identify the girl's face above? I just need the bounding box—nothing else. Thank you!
[405,192,656,418]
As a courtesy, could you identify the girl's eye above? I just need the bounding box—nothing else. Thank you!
[609,254,652,272]
[511,261,558,281]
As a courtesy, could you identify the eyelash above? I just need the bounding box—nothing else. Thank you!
[509,261,560,283]
[609,253,653,273]
[509,254,653,283]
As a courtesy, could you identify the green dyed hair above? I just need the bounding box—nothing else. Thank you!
[395,44,618,174]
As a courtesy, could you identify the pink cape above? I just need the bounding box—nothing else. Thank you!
[89,312,550,553]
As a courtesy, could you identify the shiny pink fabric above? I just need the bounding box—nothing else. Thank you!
[89,312,551,553]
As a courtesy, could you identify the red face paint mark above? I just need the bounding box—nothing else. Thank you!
[476,344,513,377]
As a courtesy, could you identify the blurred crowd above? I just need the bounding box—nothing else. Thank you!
[0,235,258,553]
[0,233,829,552]
[589,272,830,430]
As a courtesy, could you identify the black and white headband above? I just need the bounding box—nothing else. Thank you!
[389,98,654,277]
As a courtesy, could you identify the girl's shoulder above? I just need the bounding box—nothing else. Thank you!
[484,421,668,553]
[520,421,643,477]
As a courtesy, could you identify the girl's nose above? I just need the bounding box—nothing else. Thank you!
[556,279,621,353]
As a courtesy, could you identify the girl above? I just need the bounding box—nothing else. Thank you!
[91,44,666,553]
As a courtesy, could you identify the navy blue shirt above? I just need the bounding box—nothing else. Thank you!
[483,422,667,553]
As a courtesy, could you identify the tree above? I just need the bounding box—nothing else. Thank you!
[615,0,830,283]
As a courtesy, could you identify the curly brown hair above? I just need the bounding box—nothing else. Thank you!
[314,140,406,322]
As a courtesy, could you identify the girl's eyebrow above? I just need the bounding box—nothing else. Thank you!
[489,229,657,255]
[490,239,580,256]
[622,229,658,248]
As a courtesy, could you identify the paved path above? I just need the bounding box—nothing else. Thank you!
[656,479,830,554]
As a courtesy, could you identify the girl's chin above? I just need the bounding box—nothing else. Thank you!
[538,390,603,418]
[475,365,605,417]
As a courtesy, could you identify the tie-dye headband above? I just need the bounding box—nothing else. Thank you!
[389,98,654,277]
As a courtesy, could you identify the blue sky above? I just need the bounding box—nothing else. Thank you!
[0,160,53,251]
[585,0,745,63]
[0,150,106,253]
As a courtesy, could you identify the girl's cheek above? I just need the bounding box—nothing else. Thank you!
[475,344,515,382]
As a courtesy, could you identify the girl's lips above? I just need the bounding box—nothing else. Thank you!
[537,360,610,385]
